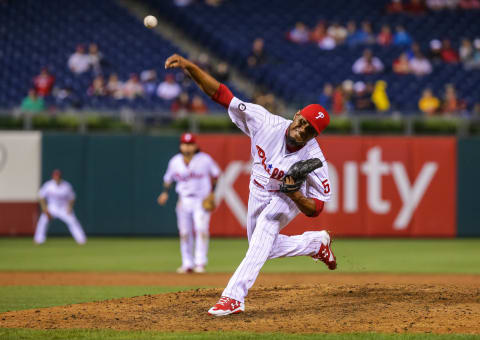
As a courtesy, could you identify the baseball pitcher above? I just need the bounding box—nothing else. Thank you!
[158,133,220,274]
[165,54,336,316]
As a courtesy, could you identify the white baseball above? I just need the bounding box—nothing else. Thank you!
[144,15,158,28]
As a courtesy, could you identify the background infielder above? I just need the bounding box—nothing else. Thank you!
[158,133,220,274]
[165,54,337,316]
[34,169,87,245]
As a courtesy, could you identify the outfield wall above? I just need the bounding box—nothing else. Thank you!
[0,132,478,237]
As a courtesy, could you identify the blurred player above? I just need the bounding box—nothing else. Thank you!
[158,133,220,274]
[165,54,336,316]
[34,169,87,245]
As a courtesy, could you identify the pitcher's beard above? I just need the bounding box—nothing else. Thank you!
[286,130,305,148]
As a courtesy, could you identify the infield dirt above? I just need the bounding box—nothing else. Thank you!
[1,272,479,334]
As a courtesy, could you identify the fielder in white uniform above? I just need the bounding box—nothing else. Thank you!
[34,169,87,245]
[158,133,221,274]
[165,54,337,316]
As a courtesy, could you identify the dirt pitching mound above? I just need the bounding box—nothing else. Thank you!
[1,282,480,334]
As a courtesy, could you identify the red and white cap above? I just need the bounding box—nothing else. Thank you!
[180,133,196,144]
[299,104,330,134]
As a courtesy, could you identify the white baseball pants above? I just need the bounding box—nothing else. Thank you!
[222,182,327,303]
[34,207,87,245]
[176,197,211,269]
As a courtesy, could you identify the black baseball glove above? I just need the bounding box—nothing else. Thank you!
[279,158,323,193]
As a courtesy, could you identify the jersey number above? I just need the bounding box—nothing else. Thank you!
[321,179,330,194]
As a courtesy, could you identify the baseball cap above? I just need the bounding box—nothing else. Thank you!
[299,104,330,135]
[180,133,196,144]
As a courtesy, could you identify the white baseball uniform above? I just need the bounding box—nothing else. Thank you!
[34,179,87,244]
[163,151,221,269]
[221,97,332,303]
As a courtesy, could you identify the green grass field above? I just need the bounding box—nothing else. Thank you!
[1,237,479,340]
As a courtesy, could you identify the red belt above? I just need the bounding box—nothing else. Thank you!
[253,179,279,192]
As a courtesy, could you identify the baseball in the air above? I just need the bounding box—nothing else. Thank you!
[144,15,158,28]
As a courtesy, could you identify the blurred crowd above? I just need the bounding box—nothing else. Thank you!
[21,45,232,117]
[317,79,478,116]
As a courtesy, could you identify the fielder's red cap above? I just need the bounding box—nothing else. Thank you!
[180,133,196,144]
[299,104,330,134]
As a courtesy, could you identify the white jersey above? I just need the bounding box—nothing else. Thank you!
[38,180,76,210]
[163,152,220,200]
[228,97,331,202]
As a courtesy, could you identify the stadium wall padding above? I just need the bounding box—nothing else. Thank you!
[41,134,180,236]
[457,137,480,237]
[2,133,479,237]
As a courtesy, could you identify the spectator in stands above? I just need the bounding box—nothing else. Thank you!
[342,80,354,112]
[140,69,158,97]
[464,38,480,70]
[310,22,328,44]
[171,92,190,116]
[426,0,446,10]
[345,21,361,46]
[156,74,181,100]
[88,43,104,75]
[393,52,411,74]
[459,38,473,63]
[407,42,422,60]
[428,39,443,64]
[247,38,267,67]
[357,21,376,45]
[190,95,208,114]
[106,73,124,99]
[442,84,466,114]
[53,86,82,109]
[87,75,106,96]
[318,83,333,110]
[287,22,310,44]
[68,45,91,75]
[393,25,412,46]
[212,62,230,82]
[418,88,440,115]
[327,22,348,45]
[21,89,45,113]
[352,49,384,74]
[441,39,460,63]
[332,85,345,114]
[372,80,390,112]
[405,0,427,14]
[409,52,433,76]
[386,0,404,13]
[33,67,55,97]
[377,25,393,46]
[123,73,144,100]
[459,0,480,9]
[318,32,336,50]
[353,81,374,111]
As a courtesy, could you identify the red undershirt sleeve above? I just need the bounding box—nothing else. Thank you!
[211,83,234,108]
[310,198,325,217]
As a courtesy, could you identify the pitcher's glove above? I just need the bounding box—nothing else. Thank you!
[279,158,323,193]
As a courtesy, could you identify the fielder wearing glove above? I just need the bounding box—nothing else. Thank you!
[279,158,323,193]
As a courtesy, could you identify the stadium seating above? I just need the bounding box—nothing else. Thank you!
[0,0,242,113]
[145,0,480,112]
[1,0,479,114]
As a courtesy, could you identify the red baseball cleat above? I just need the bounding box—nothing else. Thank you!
[208,296,245,316]
[312,231,337,270]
